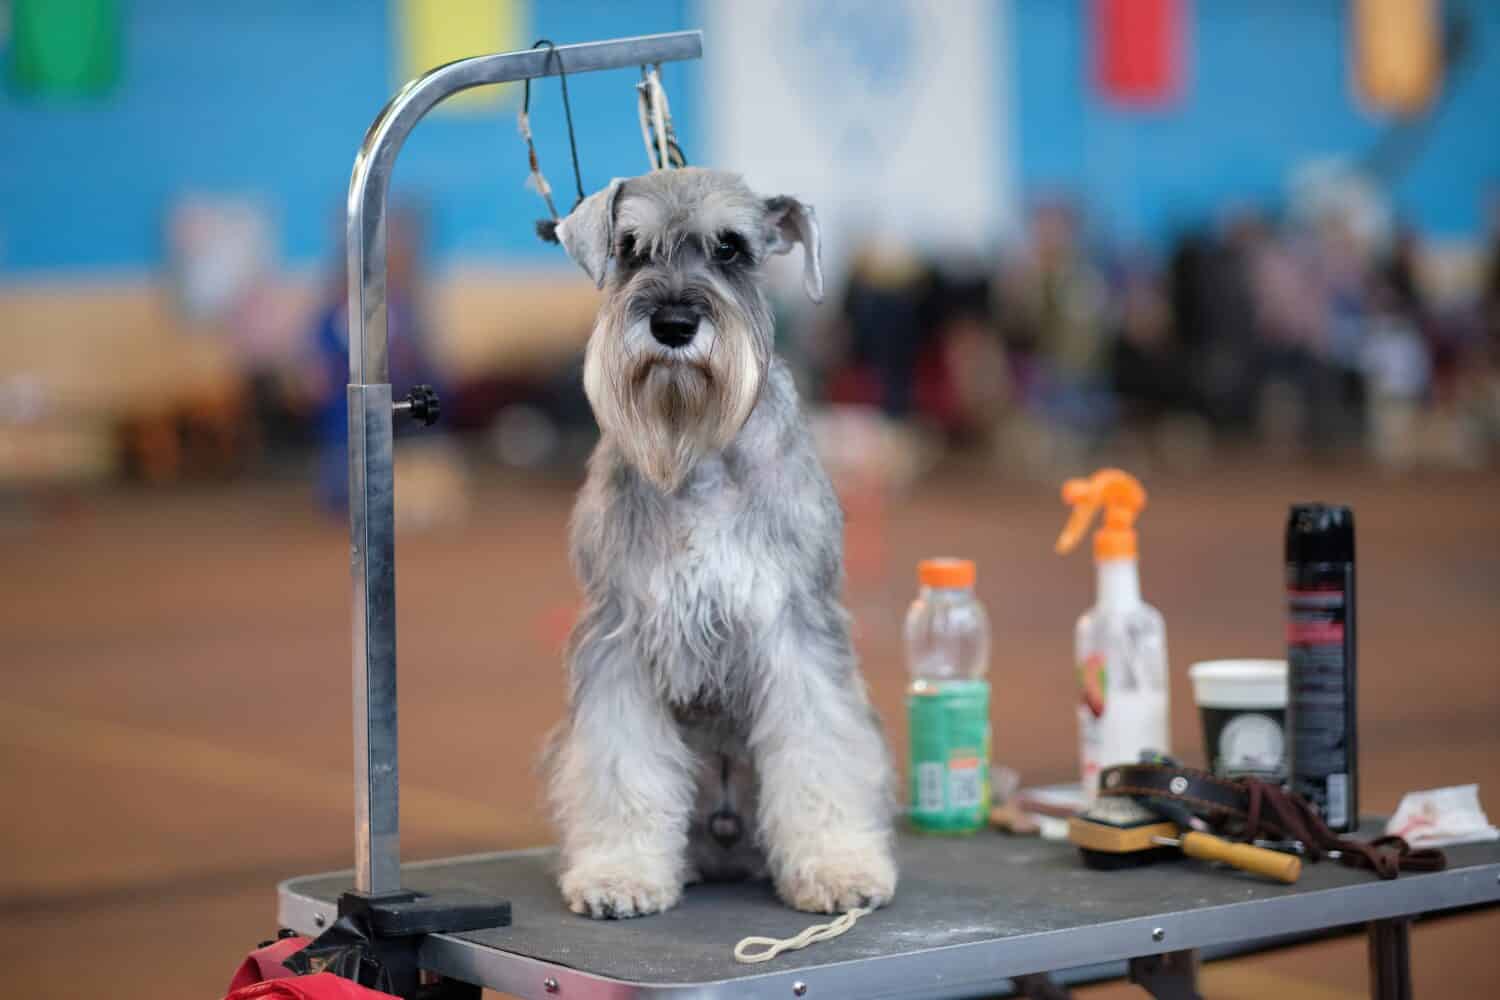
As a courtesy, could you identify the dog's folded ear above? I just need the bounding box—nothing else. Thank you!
[764,196,824,304]
[556,180,626,289]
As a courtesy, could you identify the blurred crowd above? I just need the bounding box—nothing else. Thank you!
[810,194,1500,476]
[14,184,1499,513]
[240,184,1500,513]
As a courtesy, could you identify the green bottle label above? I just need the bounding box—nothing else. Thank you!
[907,679,991,833]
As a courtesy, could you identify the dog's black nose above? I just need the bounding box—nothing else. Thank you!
[649,304,699,348]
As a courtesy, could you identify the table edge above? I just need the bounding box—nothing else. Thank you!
[277,856,1500,999]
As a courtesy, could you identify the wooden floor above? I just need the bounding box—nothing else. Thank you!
[3,461,1496,998]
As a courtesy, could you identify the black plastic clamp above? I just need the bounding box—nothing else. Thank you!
[285,888,510,998]
[393,385,441,427]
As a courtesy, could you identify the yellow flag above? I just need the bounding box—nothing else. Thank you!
[1353,0,1441,116]
[394,0,526,111]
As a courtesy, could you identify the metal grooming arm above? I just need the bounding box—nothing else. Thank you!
[338,30,701,994]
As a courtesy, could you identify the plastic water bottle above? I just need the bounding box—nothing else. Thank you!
[906,558,991,834]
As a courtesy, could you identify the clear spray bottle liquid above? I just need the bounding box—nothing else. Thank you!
[1056,470,1170,801]
[906,558,991,834]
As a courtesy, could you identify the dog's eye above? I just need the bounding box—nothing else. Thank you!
[617,232,637,261]
[712,233,746,264]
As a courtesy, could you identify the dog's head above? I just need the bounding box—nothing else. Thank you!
[556,168,822,492]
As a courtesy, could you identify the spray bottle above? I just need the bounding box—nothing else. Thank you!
[1056,469,1169,801]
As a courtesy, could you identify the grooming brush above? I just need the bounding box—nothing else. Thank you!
[1069,796,1182,869]
[1070,796,1302,883]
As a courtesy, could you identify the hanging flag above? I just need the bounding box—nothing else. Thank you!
[393,0,526,112]
[1093,0,1185,107]
[703,0,1006,269]
[9,0,121,98]
[1353,0,1441,117]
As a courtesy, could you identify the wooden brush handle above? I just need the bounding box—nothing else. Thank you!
[1180,832,1302,883]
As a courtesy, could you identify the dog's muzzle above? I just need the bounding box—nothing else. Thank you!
[649,302,700,349]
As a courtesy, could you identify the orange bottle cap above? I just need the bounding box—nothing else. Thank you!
[919,558,976,588]
[1093,528,1137,560]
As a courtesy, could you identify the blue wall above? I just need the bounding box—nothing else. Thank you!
[3,2,1497,276]
[0,0,698,275]
[1013,0,1500,244]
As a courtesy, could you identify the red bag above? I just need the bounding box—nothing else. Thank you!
[227,936,310,993]
[226,974,398,999]
[226,935,398,1000]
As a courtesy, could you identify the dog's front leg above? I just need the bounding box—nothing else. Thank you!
[751,608,898,914]
[550,628,695,919]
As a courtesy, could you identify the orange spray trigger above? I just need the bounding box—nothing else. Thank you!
[1055,481,1100,555]
[1056,469,1148,561]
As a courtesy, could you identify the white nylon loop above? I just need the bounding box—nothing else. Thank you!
[733,907,871,964]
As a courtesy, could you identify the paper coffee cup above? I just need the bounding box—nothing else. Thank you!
[1189,659,1287,780]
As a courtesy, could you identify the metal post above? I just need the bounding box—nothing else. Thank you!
[345,31,703,898]
[1128,950,1202,1000]
[1367,918,1413,1000]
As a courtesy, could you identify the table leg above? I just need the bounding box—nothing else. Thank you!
[1013,972,1072,999]
[1367,918,1413,1000]
[417,978,480,999]
[1128,949,1202,1000]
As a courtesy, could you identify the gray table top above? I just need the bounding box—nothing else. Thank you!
[279,826,1500,999]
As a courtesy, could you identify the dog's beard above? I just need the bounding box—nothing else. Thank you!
[584,314,764,493]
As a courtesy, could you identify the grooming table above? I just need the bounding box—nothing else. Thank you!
[305,29,1499,1000]
[279,826,1500,999]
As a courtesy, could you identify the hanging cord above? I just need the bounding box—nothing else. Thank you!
[734,908,871,964]
[520,40,586,242]
[636,63,687,171]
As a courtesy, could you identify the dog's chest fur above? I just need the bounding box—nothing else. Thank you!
[572,365,832,716]
[634,450,787,710]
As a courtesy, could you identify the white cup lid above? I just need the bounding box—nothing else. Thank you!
[1189,659,1287,709]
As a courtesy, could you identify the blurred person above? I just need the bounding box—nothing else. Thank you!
[1382,223,1461,397]
[821,237,932,419]
[1383,223,1425,319]
[1482,189,1500,364]
[1111,258,1189,417]
[1458,188,1500,462]
[1240,214,1326,448]
[1167,215,1264,435]
[918,255,1011,441]
[930,306,1013,444]
[307,203,446,512]
[995,200,1113,453]
[1109,259,1210,468]
[1360,282,1432,471]
[1470,185,1500,370]
[1312,212,1374,445]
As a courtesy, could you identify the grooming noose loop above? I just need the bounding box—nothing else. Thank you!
[734,907,872,964]
[522,47,687,241]
[520,40,586,238]
[637,62,687,171]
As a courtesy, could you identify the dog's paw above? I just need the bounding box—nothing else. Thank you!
[776,848,897,914]
[560,860,682,919]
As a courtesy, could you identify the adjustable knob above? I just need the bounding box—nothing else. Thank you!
[394,385,440,427]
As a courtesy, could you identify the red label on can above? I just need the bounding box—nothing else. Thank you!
[1287,621,1345,643]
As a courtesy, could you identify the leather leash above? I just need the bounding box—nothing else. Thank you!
[1099,763,1447,879]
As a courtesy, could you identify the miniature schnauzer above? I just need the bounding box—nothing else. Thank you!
[545,168,897,919]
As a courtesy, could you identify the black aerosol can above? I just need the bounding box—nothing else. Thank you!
[1285,504,1357,831]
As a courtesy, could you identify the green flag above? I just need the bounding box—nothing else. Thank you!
[10,0,121,98]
